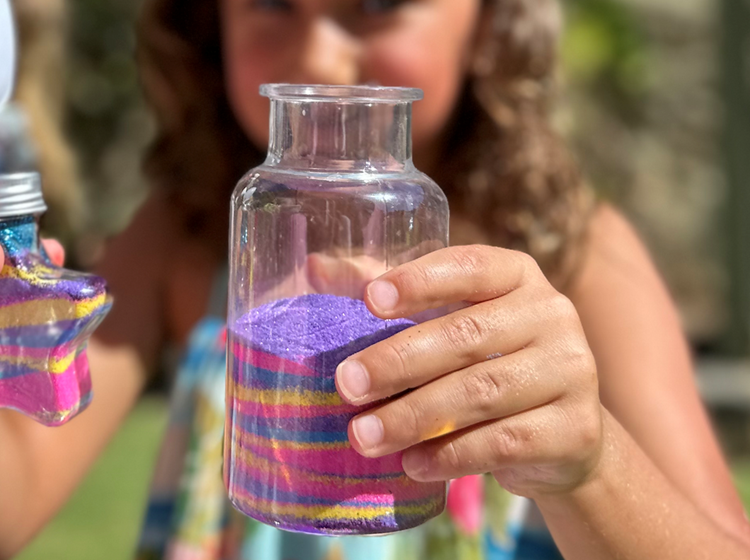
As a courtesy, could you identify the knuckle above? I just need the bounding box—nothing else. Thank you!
[462,368,504,415]
[557,342,597,393]
[442,313,487,352]
[555,401,601,463]
[573,347,598,383]
[492,423,528,460]
[381,338,413,386]
[569,405,602,460]
[578,412,602,453]
[390,263,431,300]
[514,251,542,279]
[437,439,464,473]
[450,245,489,277]
[393,398,424,444]
[547,292,577,319]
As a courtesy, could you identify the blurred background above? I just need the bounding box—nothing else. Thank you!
[5,0,750,557]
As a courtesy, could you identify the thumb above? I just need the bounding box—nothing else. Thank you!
[306,253,386,299]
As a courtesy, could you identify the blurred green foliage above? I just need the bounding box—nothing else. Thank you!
[562,0,650,121]
[15,397,168,560]
[66,0,142,177]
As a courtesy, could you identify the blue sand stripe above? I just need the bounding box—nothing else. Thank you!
[0,317,97,348]
[234,409,351,434]
[0,362,44,380]
[234,411,350,443]
[231,359,337,392]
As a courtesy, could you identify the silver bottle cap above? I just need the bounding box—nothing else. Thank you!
[0,172,47,217]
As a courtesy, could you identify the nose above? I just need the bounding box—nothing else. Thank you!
[297,17,361,85]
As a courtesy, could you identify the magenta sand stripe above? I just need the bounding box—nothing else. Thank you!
[233,436,408,478]
[0,351,90,415]
[231,344,318,376]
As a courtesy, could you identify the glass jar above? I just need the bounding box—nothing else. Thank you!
[0,172,112,426]
[225,85,450,535]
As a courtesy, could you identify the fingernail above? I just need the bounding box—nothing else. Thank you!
[402,448,430,480]
[368,280,399,312]
[352,415,384,451]
[337,360,370,401]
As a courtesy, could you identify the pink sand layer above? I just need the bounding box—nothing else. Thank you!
[0,352,91,418]
[229,461,435,502]
[231,344,318,376]
[232,429,405,476]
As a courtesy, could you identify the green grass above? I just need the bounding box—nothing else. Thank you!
[733,459,750,511]
[16,396,168,560]
[13,398,750,559]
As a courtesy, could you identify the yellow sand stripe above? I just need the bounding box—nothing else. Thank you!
[232,385,344,407]
[3,263,60,286]
[72,293,108,318]
[232,428,349,451]
[0,294,106,328]
[232,496,440,521]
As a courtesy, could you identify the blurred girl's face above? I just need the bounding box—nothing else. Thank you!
[220,0,483,159]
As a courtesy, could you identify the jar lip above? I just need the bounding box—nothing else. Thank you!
[260,84,423,103]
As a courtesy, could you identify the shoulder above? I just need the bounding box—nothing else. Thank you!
[565,201,689,388]
[566,204,750,545]
[569,202,668,302]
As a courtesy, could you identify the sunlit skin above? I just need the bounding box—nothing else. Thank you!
[2,1,750,558]
[220,0,481,172]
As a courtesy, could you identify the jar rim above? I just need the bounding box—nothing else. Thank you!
[260,84,423,103]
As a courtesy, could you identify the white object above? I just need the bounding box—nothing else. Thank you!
[0,0,16,107]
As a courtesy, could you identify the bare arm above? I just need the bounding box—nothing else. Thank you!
[0,343,145,558]
[0,195,174,558]
[536,205,750,558]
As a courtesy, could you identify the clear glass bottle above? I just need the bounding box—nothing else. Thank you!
[0,172,112,426]
[225,85,450,535]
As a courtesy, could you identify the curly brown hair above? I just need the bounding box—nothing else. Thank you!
[13,0,85,246]
[136,0,593,287]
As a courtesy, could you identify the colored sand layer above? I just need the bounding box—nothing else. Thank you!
[225,293,446,535]
[0,217,111,426]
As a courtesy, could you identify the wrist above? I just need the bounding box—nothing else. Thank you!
[533,406,623,512]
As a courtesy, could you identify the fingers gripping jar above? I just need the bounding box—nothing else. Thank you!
[225,85,450,535]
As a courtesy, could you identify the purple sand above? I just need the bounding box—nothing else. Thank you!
[232,293,415,374]
[227,294,447,534]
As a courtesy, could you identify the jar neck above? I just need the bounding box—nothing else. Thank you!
[0,214,39,255]
[266,99,415,173]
